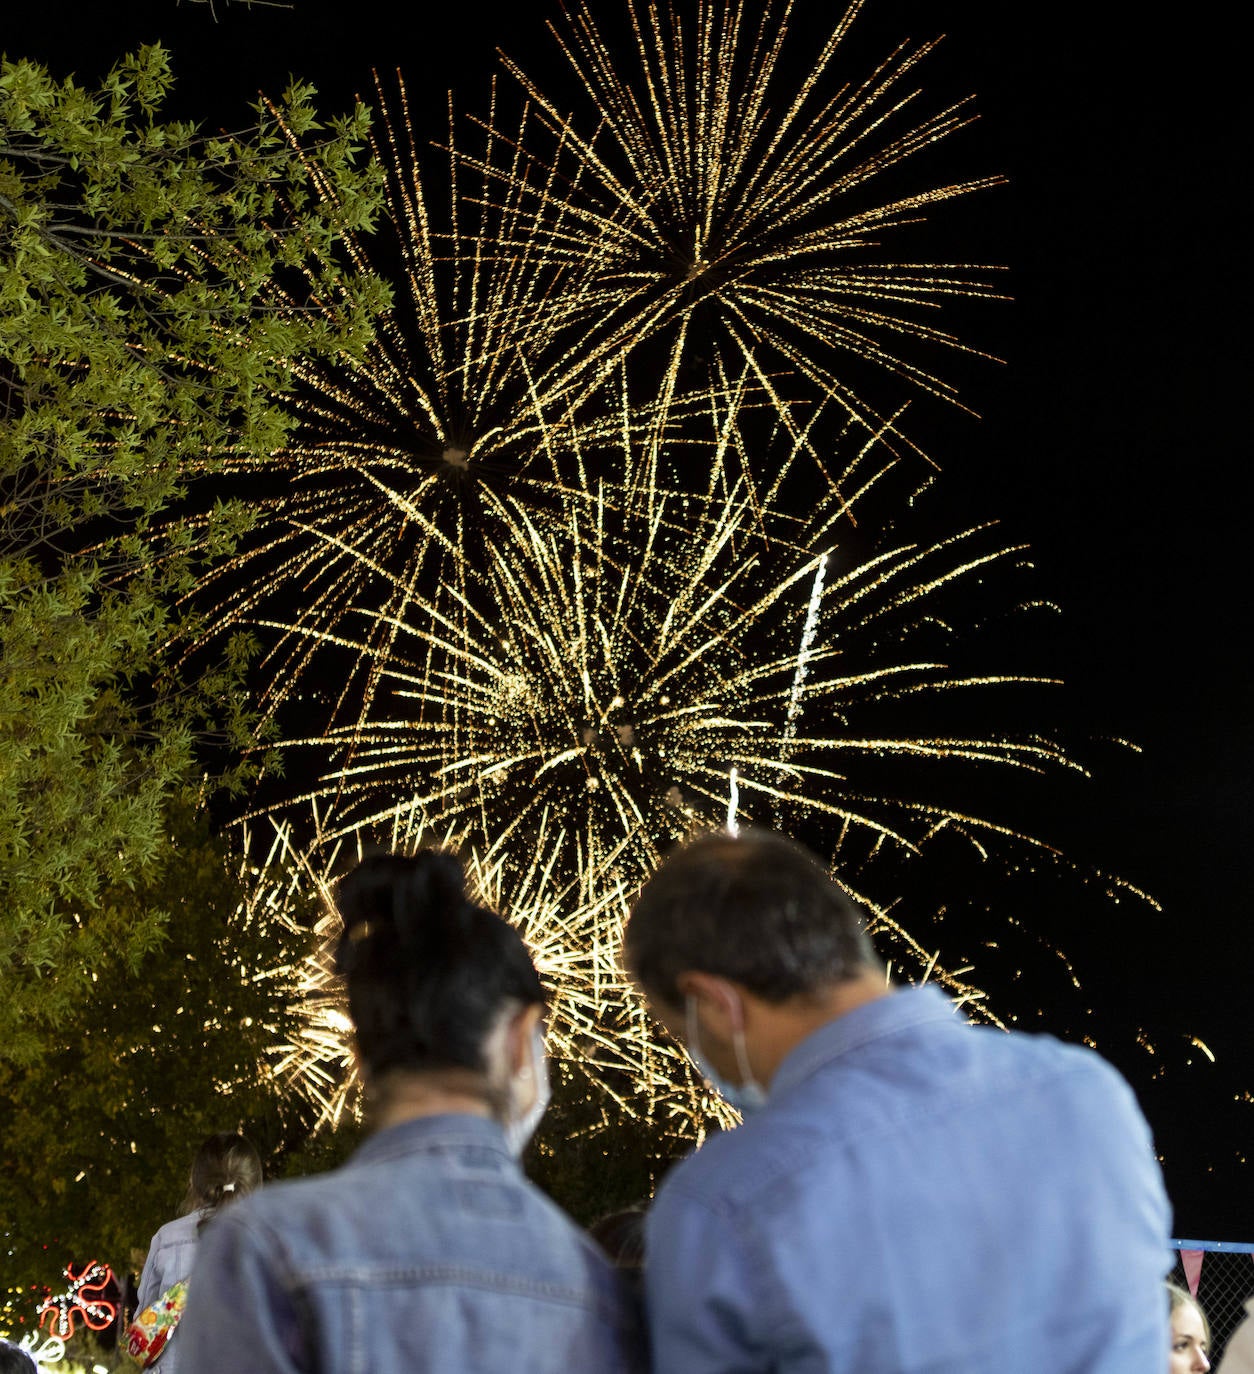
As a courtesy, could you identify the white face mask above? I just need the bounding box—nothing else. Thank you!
[503,1025,550,1158]
[685,995,768,1115]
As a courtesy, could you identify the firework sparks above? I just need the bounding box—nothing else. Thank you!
[246,800,734,1136]
[262,411,1078,910]
[190,71,680,736]
[234,402,1073,1137]
[181,7,1146,1145]
[469,0,1006,468]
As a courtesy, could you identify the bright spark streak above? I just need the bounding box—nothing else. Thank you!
[1189,1036,1216,1063]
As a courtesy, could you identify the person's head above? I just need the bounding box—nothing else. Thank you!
[625,829,880,1010]
[334,850,548,1147]
[624,829,884,1104]
[1168,1284,1211,1373]
[182,1132,262,1218]
[0,1341,37,1374]
[589,1206,647,1272]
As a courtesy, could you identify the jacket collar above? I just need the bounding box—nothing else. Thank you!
[770,984,962,1101]
[348,1112,512,1169]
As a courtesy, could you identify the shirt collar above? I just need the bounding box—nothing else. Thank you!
[769,984,962,1101]
[348,1112,512,1169]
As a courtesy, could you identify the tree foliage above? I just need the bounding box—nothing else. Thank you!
[0,803,314,1298]
[0,45,386,1057]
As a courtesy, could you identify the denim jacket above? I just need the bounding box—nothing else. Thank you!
[645,986,1170,1373]
[136,1211,203,1374]
[177,1114,643,1374]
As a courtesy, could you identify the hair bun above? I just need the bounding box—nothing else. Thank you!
[393,851,474,953]
[336,849,546,1081]
[335,851,472,974]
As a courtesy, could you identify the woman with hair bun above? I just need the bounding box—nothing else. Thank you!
[133,1132,262,1371]
[178,851,643,1374]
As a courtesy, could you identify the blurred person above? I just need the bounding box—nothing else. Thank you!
[178,850,642,1374]
[131,1131,262,1370]
[0,1342,36,1374]
[589,1205,647,1273]
[624,828,1172,1374]
[590,1203,647,1308]
[1218,1296,1254,1374]
[1168,1283,1211,1372]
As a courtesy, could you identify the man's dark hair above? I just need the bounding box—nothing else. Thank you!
[624,829,880,1005]
[0,1343,36,1374]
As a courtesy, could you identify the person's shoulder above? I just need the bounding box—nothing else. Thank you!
[194,1168,349,1264]
[148,1211,200,1249]
[519,1173,620,1263]
[650,1115,800,1221]
[213,1167,346,1233]
[967,1023,1152,1145]
[976,1022,1138,1098]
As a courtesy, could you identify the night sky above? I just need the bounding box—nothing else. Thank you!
[6,0,1249,1236]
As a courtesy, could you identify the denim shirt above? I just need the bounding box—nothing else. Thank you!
[645,986,1171,1373]
[177,1114,643,1374]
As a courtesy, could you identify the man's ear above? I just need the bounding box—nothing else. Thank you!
[674,970,745,1041]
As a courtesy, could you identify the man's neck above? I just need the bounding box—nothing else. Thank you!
[368,1068,496,1134]
[745,969,893,1087]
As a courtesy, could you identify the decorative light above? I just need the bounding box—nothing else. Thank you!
[36,1261,117,1339]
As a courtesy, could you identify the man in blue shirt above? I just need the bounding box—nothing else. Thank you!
[625,829,1171,1373]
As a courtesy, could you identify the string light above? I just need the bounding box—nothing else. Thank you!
[35,1262,116,1339]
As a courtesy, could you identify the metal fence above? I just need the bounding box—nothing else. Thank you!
[1169,1239,1254,1364]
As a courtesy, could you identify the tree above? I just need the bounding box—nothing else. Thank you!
[0,802,314,1297]
[0,45,386,1058]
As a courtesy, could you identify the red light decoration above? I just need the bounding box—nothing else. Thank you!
[36,1260,118,1337]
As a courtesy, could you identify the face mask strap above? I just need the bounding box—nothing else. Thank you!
[732,1027,757,1090]
[684,992,768,1113]
[503,1022,550,1158]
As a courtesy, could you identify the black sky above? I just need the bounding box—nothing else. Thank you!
[6,0,1249,1235]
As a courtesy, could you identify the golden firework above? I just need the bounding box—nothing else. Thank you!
[469,0,1006,467]
[245,800,732,1136]
[187,5,1145,1145]
[267,403,1076,914]
[192,71,678,737]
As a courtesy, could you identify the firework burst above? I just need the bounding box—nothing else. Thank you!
[237,397,1067,1137]
[248,786,1014,1140]
[182,5,1146,1145]
[469,0,1005,467]
[191,71,674,736]
[267,405,1076,916]
[246,800,732,1136]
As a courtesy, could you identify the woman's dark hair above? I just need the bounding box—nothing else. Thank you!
[182,1132,263,1221]
[334,851,545,1080]
[625,828,880,1006]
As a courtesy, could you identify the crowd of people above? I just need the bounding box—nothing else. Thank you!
[6,828,1251,1372]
